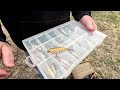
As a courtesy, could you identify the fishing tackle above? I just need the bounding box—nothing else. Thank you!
[47,47,71,53]
[47,47,72,57]
[46,64,56,78]
[59,59,71,70]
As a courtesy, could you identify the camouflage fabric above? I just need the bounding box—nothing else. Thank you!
[67,60,97,79]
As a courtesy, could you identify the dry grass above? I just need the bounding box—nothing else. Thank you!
[0,11,120,79]
[87,11,120,79]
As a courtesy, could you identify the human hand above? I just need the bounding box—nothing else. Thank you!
[80,15,97,32]
[0,42,14,79]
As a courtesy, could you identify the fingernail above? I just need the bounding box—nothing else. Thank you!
[10,63,15,67]
[87,27,95,32]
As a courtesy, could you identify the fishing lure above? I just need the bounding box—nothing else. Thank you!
[46,64,56,78]
[51,64,56,76]
[47,47,72,57]
[59,59,71,70]
[47,47,71,53]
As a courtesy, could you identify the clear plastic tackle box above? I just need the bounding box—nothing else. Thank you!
[22,20,107,79]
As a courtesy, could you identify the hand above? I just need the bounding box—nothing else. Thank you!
[80,15,97,32]
[0,42,14,79]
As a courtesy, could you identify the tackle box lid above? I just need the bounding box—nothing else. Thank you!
[22,20,107,79]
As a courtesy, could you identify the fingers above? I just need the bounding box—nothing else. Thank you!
[0,42,13,79]
[1,43,15,68]
[80,15,97,32]
[92,20,97,30]
[85,20,96,32]
[0,69,11,79]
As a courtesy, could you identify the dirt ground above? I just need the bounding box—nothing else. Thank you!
[0,11,120,79]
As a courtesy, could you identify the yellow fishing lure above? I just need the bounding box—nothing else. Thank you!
[47,47,71,54]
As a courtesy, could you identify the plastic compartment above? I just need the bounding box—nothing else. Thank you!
[30,50,43,64]
[70,32,80,41]
[68,42,86,56]
[58,27,73,37]
[73,50,88,61]
[37,34,52,43]
[44,40,61,50]
[74,26,87,36]
[65,24,77,31]
[59,26,80,40]
[48,29,62,38]
[38,63,54,79]
[57,59,72,71]
[83,32,104,45]
[55,68,66,79]
[38,57,66,79]
[45,57,66,79]
[58,51,79,67]
[35,46,49,59]
[76,38,94,51]
[64,52,79,64]
[46,57,62,70]
[61,39,73,46]
[30,39,40,45]
[29,39,40,49]
[55,34,70,44]
[24,41,32,50]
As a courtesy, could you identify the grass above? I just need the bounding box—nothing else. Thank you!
[118,36,120,42]
[88,11,120,79]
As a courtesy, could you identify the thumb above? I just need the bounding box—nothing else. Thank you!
[80,15,97,32]
[85,21,96,32]
[0,69,11,79]
[1,43,15,68]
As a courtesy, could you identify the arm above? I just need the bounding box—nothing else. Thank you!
[71,11,91,21]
